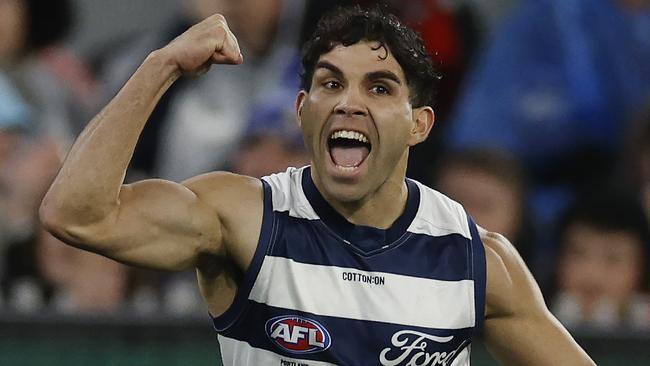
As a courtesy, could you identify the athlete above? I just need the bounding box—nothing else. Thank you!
[40,6,595,366]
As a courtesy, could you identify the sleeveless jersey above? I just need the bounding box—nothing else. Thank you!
[212,166,486,366]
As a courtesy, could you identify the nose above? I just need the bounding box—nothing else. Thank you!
[334,88,367,117]
[574,258,606,295]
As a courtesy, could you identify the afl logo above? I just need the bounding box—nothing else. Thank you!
[265,315,331,354]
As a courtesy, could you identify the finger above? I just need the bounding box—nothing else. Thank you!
[213,30,242,65]
[226,27,243,63]
[222,28,243,64]
[211,53,238,65]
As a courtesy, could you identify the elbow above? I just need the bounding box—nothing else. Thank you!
[39,195,78,240]
[39,193,113,244]
[39,193,63,233]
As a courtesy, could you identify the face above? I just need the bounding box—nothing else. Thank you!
[296,41,433,203]
[558,223,644,317]
[437,167,522,241]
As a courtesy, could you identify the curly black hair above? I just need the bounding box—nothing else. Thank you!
[300,5,441,108]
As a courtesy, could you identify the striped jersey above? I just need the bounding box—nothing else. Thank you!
[212,166,486,366]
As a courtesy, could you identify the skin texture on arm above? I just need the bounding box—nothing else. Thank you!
[481,229,596,365]
[39,14,248,272]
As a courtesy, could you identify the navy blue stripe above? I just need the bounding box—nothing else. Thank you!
[212,180,276,331]
[467,215,487,334]
[221,300,473,365]
[301,167,420,254]
[270,213,472,281]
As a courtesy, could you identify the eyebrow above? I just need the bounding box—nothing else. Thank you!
[315,61,402,85]
[315,61,344,79]
[366,70,402,85]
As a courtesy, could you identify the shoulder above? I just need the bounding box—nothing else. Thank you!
[409,180,472,238]
[183,171,266,270]
[183,171,264,227]
[480,229,520,277]
[183,171,262,203]
[479,227,546,318]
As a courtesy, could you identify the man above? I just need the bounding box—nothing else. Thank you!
[40,6,595,365]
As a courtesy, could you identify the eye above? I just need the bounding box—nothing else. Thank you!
[370,84,391,95]
[322,80,342,89]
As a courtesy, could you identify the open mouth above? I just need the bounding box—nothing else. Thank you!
[328,130,372,170]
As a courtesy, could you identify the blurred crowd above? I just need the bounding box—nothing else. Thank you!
[1,0,649,334]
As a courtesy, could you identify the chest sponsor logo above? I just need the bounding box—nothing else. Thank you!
[380,330,464,366]
[265,315,331,354]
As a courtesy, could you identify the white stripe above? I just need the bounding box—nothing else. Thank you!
[263,169,474,240]
[218,335,337,366]
[408,181,471,239]
[263,166,319,220]
[250,256,475,329]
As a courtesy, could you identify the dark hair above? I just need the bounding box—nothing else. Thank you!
[557,188,650,290]
[24,0,73,51]
[300,5,441,108]
[437,149,527,196]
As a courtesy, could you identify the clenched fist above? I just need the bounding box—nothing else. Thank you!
[159,14,243,76]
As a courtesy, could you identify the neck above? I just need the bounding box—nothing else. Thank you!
[314,158,409,229]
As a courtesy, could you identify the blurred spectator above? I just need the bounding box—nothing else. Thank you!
[97,0,306,182]
[0,0,93,242]
[433,149,534,263]
[0,0,98,313]
[445,0,650,222]
[1,0,95,142]
[448,0,650,172]
[0,71,33,252]
[0,0,74,262]
[228,100,309,178]
[1,227,134,314]
[551,189,650,330]
[230,135,308,178]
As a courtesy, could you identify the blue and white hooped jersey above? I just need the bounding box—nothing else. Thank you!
[212,166,486,366]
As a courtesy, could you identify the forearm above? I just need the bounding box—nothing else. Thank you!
[484,312,595,366]
[41,50,181,226]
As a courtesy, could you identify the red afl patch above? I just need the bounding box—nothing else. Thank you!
[265,315,332,354]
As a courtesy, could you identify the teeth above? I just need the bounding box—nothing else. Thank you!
[329,130,369,143]
[338,166,357,171]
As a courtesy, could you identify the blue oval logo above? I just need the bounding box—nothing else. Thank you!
[265,315,331,354]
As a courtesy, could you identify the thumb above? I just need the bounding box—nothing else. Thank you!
[211,52,243,65]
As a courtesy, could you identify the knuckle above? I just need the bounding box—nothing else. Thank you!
[211,13,226,23]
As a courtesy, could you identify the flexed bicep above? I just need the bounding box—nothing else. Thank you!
[45,178,224,271]
[105,179,224,270]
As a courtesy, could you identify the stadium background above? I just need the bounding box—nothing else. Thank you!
[2,0,650,364]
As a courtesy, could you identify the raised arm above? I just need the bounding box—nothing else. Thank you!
[40,14,250,271]
[481,230,596,365]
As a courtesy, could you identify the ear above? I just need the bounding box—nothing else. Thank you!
[408,106,435,146]
[295,90,307,128]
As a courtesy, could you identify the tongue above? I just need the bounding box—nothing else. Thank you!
[330,146,369,167]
